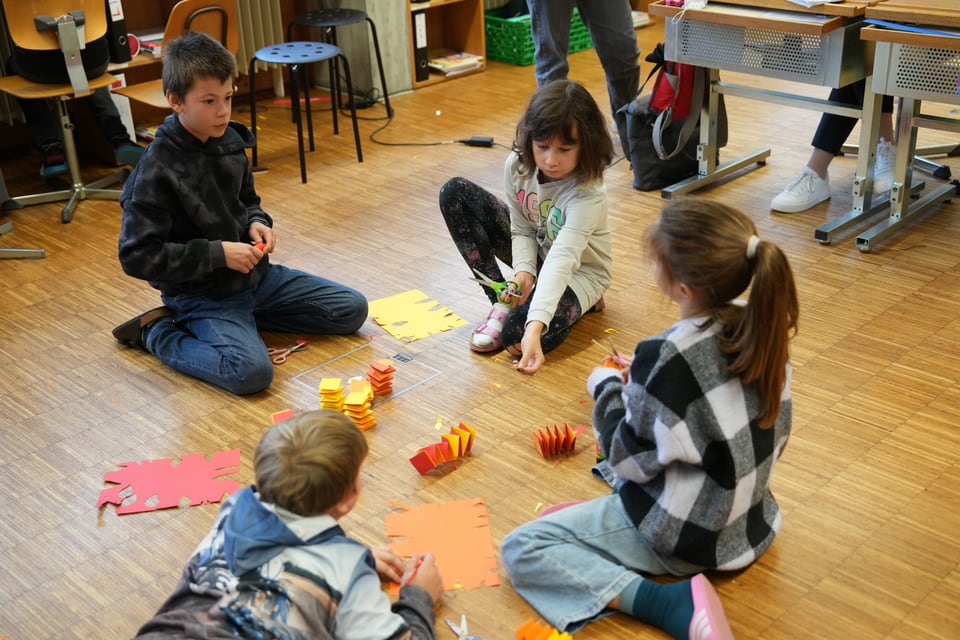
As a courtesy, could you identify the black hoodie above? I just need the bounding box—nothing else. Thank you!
[118,114,272,299]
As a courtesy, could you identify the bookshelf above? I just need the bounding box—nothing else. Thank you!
[408,0,486,89]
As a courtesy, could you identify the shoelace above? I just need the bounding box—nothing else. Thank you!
[785,170,819,194]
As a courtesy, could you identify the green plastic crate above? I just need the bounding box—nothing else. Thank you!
[485,10,593,67]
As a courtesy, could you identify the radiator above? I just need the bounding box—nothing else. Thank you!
[236,0,290,100]
[236,0,285,77]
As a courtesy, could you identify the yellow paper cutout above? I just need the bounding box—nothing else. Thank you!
[368,289,467,342]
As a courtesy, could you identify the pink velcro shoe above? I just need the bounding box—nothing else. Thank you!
[689,574,734,640]
[470,302,511,353]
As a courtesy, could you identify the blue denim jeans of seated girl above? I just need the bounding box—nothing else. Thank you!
[145,263,367,395]
[500,494,703,632]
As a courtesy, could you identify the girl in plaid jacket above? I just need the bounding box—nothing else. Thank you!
[502,199,799,639]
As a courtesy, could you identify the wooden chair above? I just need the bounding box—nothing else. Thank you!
[112,0,239,110]
[0,0,128,223]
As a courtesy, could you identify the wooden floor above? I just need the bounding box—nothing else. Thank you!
[2,22,960,639]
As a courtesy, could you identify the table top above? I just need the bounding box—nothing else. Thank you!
[860,23,960,49]
[866,0,960,28]
[649,0,877,19]
[648,1,850,34]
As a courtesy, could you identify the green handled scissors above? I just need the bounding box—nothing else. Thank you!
[469,268,521,300]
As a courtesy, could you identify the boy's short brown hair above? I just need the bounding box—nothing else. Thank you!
[162,30,237,100]
[254,409,368,516]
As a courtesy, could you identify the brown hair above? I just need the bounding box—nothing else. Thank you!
[254,410,368,516]
[513,79,613,184]
[646,198,799,428]
[162,31,237,100]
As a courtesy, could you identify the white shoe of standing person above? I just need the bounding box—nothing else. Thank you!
[770,166,831,213]
[872,138,897,194]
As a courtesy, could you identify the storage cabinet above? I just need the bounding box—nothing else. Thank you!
[408,0,486,89]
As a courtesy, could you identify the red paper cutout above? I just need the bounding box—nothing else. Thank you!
[387,498,500,591]
[271,409,295,424]
[409,421,477,474]
[533,423,586,459]
[366,358,396,394]
[97,449,241,514]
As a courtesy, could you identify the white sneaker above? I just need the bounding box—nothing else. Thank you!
[872,138,896,194]
[770,166,831,213]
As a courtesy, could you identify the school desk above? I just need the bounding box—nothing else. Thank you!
[815,0,960,250]
[647,0,877,201]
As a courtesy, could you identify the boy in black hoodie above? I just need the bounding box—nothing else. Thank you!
[114,31,367,395]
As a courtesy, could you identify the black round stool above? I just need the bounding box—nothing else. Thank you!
[249,41,363,184]
[287,8,393,118]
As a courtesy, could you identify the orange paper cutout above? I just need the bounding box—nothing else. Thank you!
[343,378,376,430]
[533,423,586,459]
[409,421,477,474]
[386,498,500,591]
[517,619,572,640]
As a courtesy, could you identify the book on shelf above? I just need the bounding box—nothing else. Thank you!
[132,29,164,58]
[427,49,484,76]
[135,124,159,143]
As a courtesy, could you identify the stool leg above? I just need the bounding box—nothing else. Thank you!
[327,28,344,112]
[327,56,340,136]
[337,54,363,163]
[249,56,259,168]
[366,18,392,117]
[291,63,307,183]
[301,65,315,152]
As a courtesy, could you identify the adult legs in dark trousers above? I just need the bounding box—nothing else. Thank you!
[771,80,896,213]
[7,35,144,178]
[526,0,640,128]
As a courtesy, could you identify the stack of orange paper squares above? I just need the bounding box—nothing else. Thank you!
[343,378,376,431]
[409,421,477,474]
[533,423,585,459]
[366,358,396,394]
[516,619,572,640]
[318,378,345,411]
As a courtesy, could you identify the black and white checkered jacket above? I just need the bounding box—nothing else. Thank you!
[592,317,791,570]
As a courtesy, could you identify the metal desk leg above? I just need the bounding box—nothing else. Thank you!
[661,70,770,199]
[816,79,885,244]
[856,97,957,252]
[815,79,926,245]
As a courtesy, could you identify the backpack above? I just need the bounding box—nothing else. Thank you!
[616,43,728,191]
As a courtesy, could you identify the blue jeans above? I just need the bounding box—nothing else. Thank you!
[145,263,367,395]
[500,495,702,632]
[526,0,640,117]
